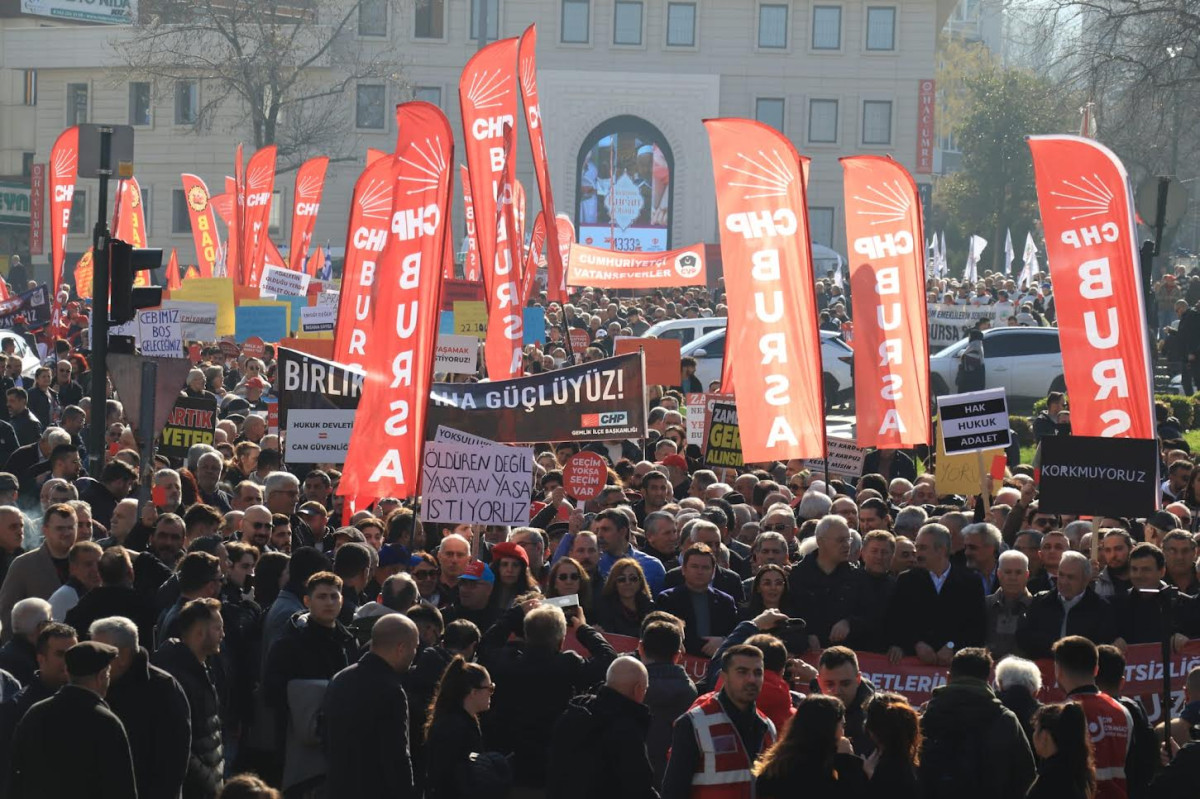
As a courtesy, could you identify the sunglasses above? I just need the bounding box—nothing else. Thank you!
[556,572,581,582]
[248,521,270,530]
[412,570,440,579]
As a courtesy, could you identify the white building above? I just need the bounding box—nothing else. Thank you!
[2,0,952,283]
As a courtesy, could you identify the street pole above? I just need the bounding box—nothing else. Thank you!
[88,127,113,477]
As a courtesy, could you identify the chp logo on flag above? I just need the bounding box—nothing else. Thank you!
[581,412,629,429]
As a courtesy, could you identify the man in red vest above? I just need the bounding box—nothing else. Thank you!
[661,643,776,799]
[1053,635,1133,799]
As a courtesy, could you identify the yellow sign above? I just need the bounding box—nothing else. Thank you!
[169,277,236,336]
[454,301,487,340]
[935,426,1004,496]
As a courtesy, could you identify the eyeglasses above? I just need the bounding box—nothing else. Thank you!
[614,575,639,585]
[412,569,440,579]
[475,683,496,694]
[556,572,581,582]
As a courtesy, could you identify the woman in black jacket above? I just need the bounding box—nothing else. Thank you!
[753,694,868,799]
[594,558,653,637]
[863,693,921,799]
[1027,703,1096,799]
[424,656,495,799]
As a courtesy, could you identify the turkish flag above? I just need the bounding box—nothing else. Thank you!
[289,156,329,272]
[1028,135,1154,438]
[704,118,825,462]
[49,127,79,296]
[841,156,930,449]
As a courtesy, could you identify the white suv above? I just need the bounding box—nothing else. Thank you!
[640,318,728,347]
[929,327,1065,404]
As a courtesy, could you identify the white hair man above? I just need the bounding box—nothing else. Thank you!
[0,597,51,681]
[986,550,1032,658]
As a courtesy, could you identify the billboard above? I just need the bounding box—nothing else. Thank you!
[21,0,136,25]
[576,115,673,253]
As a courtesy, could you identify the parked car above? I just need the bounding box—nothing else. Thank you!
[679,326,855,408]
[640,318,728,347]
[929,327,1064,404]
[0,331,41,378]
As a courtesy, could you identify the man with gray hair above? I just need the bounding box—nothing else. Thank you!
[893,505,929,539]
[796,490,833,522]
[1017,550,1116,659]
[986,550,1033,658]
[6,427,70,501]
[994,654,1043,741]
[963,522,1003,594]
[264,470,314,550]
[790,514,867,650]
[0,596,51,682]
[194,451,231,513]
[90,615,192,799]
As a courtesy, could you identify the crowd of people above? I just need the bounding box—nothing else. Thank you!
[0,271,1197,799]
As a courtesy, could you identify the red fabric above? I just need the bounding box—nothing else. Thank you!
[180,174,220,278]
[48,126,79,296]
[241,145,278,289]
[288,156,329,272]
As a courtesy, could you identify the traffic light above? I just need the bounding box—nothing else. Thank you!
[109,239,163,323]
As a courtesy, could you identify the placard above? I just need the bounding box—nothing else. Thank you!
[160,300,217,342]
[937,388,1010,454]
[569,327,591,354]
[685,392,734,447]
[615,336,680,386]
[435,334,479,375]
[300,305,337,333]
[136,307,184,358]
[803,436,866,478]
[235,305,287,343]
[169,277,236,336]
[523,306,547,346]
[260,264,311,298]
[1037,436,1159,518]
[933,429,1004,496]
[277,347,364,464]
[158,395,218,459]
[243,336,265,359]
[564,451,609,501]
[422,439,535,526]
[926,304,1002,349]
[703,401,743,469]
[454,300,487,339]
[434,426,493,447]
[240,298,292,334]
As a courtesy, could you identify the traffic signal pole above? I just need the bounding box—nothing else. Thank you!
[88,127,112,477]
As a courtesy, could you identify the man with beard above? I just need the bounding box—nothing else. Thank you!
[79,460,138,530]
[195,452,231,513]
[133,513,186,603]
[239,505,274,550]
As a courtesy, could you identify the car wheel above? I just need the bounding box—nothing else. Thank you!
[1049,375,1066,394]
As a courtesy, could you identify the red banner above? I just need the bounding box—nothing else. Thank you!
[289,156,329,272]
[523,211,547,302]
[29,163,44,256]
[367,147,389,166]
[49,127,78,296]
[518,25,567,303]
[704,118,825,462]
[112,178,149,287]
[242,145,277,289]
[165,248,182,290]
[555,214,575,282]
[917,80,936,175]
[340,101,453,501]
[180,174,220,278]
[841,156,930,449]
[307,245,325,278]
[459,37,519,307]
[567,241,706,289]
[333,152,397,371]
[460,164,480,281]
[1028,136,1154,438]
[73,249,93,299]
[481,124,524,380]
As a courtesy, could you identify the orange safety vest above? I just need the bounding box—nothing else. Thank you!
[1072,690,1133,799]
[686,693,777,799]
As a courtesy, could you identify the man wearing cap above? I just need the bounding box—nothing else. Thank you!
[8,640,138,799]
[661,454,691,500]
[443,561,499,631]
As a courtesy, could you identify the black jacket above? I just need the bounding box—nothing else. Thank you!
[424,708,483,799]
[6,411,40,449]
[663,565,745,603]
[1026,753,1090,799]
[1150,740,1200,799]
[152,640,225,799]
[546,686,658,799]
[261,612,358,715]
[133,551,175,606]
[847,570,895,653]
[654,584,740,656]
[8,684,138,799]
[593,593,652,638]
[217,588,262,729]
[663,690,774,799]
[918,677,1035,799]
[0,637,35,686]
[788,556,868,647]
[756,752,868,799]
[1016,586,1117,659]
[66,584,158,648]
[868,753,920,799]
[886,565,986,653]
[107,647,192,799]
[1115,583,1200,643]
[322,651,414,799]
[644,661,697,787]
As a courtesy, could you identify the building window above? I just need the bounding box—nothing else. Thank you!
[414,0,444,38]
[812,5,841,49]
[808,99,838,143]
[21,153,34,177]
[129,82,152,126]
[174,80,198,125]
[359,0,387,35]
[866,7,896,50]
[68,190,87,235]
[470,0,499,41]
[172,190,191,235]
[66,83,88,126]
[139,186,152,236]
[810,207,835,247]
[758,4,788,48]
[415,86,442,107]
[269,190,283,235]
[666,2,696,46]
[23,70,36,106]
[356,84,386,130]
[561,0,589,43]
[614,1,643,45]
[863,100,893,144]
[755,98,785,133]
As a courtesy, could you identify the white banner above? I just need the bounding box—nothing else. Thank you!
[803,436,866,479]
[926,303,1002,350]
[136,308,185,358]
[299,305,336,333]
[21,0,135,25]
[161,300,218,342]
[422,439,534,526]
[259,264,311,298]
[435,334,479,376]
[283,408,356,463]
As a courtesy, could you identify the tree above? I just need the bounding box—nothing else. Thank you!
[116,0,406,167]
[930,64,1076,274]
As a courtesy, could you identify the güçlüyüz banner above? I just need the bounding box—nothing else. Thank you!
[426,351,647,444]
[276,347,363,464]
[565,242,706,289]
[1035,435,1159,518]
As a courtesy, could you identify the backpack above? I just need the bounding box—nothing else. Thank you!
[545,695,606,799]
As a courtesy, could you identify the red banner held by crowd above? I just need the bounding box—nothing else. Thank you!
[841,156,930,449]
[242,145,277,289]
[1028,136,1155,439]
[289,156,329,272]
[567,241,707,289]
[180,174,220,278]
[340,102,453,501]
[49,126,78,296]
[705,118,826,462]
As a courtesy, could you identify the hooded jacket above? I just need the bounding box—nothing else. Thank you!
[546,686,658,799]
[644,661,697,786]
[152,639,225,799]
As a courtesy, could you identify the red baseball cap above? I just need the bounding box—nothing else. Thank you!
[661,454,688,469]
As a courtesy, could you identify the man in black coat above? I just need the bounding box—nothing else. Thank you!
[91,615,191,799]
[546,656,658,799]
[66,546,157,647]
[655,543,740,656]
[4,388,41,448]
[1016,551,1117,659]
[322,613,421,798]
[788,514,868,651]
[886,523,986,664]
[8,640,138,799]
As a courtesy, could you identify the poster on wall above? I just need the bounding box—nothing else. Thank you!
[576,115,673,253]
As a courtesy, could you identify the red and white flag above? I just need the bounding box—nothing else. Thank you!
[523,211,547,302]
[460,164,480,281]
[242,145,277,288]
[180,174,220,278]
[1028,135,1154,438]
[289,156,329,272]
[841,156,930,449]
[704,118,825,462]
[49,127,79,296]
[481,124,524,380]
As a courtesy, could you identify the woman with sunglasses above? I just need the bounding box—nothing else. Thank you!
[595,558,653,636]
[410,553,444,605]
[546,557,593,616]
[424,656,498,799]
[742,564,791,620]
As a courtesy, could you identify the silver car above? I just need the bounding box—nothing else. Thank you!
[929,327,1064,404]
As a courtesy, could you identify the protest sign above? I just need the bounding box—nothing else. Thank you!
[434,426,493,447]
[937,388,1010,454]
[685,392,734,447]
[566,242,707,288]
[240,299,292,334]
[235,305,287,343]
[564,451,609,501]
[317,291,340,307]
[933,426,1004,495]
[422,439,534,526]
[804,436,866,479]
[277,347,364,464]
[427,351,646,444]
[1036,436,1159,518]
[454,301,487,339]
[273,295,309,332]
[569,328,591,354]
[243,337,265,359]
[523,306,546,346]
[439,311,454,335]
[136,307,184,358]
[158,395,218,459]
[0,284,50,328]
[615,337,679,386]
[926,304,1001,350]
[160,301,217,341]
[435,334,479,375]
[299,305,337,334]
[169,277,235,336]
[260,264,311,297]
[440,278,487,311]
[703,401,743,469]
